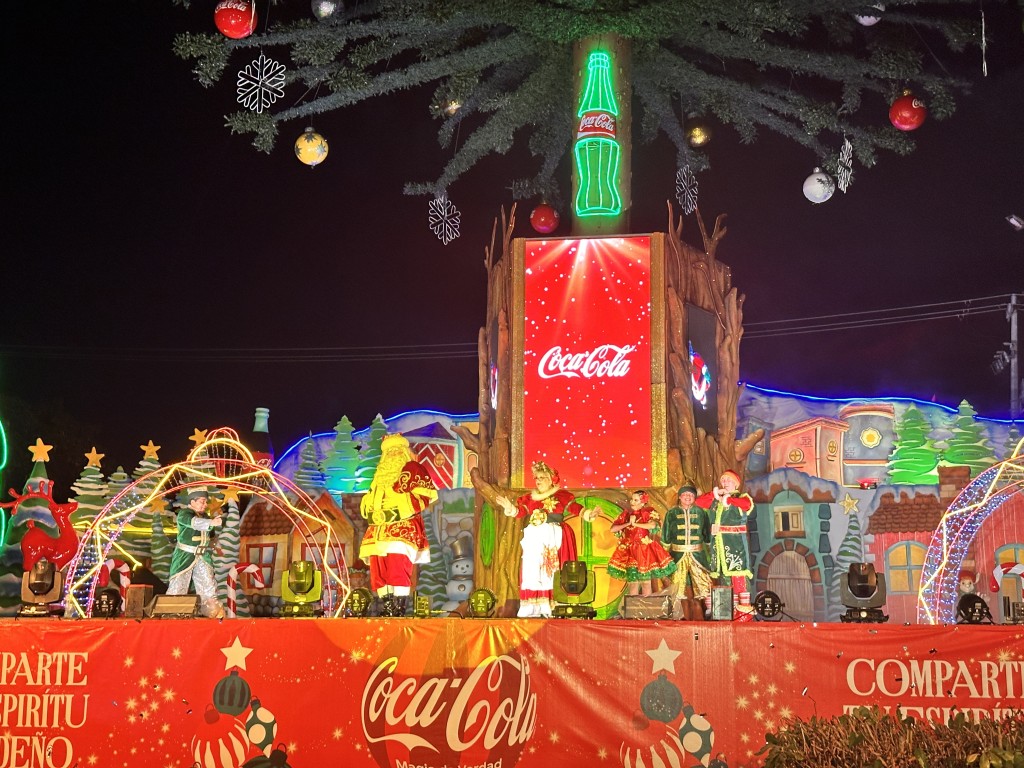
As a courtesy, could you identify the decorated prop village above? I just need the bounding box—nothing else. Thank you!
[1,3,1023,768]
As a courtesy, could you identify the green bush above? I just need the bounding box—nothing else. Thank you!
[758,706,1024,768]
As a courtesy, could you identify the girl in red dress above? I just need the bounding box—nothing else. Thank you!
[607,491,676,596]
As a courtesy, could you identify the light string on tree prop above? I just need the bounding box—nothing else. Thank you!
[226,561,266,618]
[62,428,351,618]
[916,436,1024,625]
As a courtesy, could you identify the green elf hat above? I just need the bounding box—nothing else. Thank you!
[185,486,210,502]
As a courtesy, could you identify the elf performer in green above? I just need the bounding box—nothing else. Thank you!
[167,487,225,618]
[663,484,714,619]
[696,470,754,610]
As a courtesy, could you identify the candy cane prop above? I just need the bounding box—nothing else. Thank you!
[990,562,1024,592]
[100,559,131,602]
[226,562,266,618]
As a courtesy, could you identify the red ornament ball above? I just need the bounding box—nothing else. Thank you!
[889,91,927,131]
[530,203,560,234]
[214,0,258,39]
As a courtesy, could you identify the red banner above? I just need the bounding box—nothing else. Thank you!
[0,620,1020,768]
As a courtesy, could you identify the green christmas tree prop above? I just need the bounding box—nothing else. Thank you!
[213,496,244,616]
[0,454,52,612]
[293,435,326,493]
[1003,425,1023,461]
[105,465,149,565]
[940,400,997,477]
[70,457,109,530]
[174,1,982,202]
[355,415,388,493]
[150,504,174,583]
[322,416,362,496]
[827,510,864,621]
[886,404,940,485]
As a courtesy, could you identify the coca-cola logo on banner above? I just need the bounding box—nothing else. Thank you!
[538,344,635,380]
[576,111,616,139]
[361,647,537,768]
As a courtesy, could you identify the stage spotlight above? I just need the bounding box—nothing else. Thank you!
[752,590,783,621]
[94,587,123,619]
[281,561,324,617]
[956,593,993,625]
[552,560,597,619]
[468,588,497,618]
[839,563,889,623]
[19,559,63,617]
[343,588,372,618]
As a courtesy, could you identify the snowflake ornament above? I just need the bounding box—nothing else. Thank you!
[428,194,461,245]
[675,166,699,215]
[837,137,854,193]
[237,54,286,113]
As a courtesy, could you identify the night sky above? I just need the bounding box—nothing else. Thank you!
[1,2,1022,491]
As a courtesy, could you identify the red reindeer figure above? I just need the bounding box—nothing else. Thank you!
[0,481,81,572]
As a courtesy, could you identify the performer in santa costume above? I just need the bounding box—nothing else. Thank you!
[607,490,676,599]
[697,469,754,609]
[359,433,438,616]
[497,461,594,617]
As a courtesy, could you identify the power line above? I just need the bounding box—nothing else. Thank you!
[745,294,1012,328]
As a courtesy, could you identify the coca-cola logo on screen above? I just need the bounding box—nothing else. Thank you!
[576,111,616,139]
[360,653,537,765]
[538,344,635,380]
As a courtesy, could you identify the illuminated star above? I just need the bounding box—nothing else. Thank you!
[84,447,105,468]
[189,428,209,445]
[840,494,860,515]
[646,639,682,673]
[149,496,169,514]
[220,486,241,504]
[139,440,161,460]
[28,438,54,462]
[221,637,254,671]
[208,496,226,514]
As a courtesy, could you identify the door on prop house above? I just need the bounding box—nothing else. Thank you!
[766,551,814,622]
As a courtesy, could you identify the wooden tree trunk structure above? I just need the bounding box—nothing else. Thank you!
[453,202,764,610]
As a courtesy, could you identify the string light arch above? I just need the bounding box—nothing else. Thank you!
[63,428,351,618]
[917,437,1024,624]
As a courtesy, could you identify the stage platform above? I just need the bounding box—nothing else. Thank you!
[0,618,1020,768]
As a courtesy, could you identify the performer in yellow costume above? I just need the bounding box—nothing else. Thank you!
[359,434,438,616]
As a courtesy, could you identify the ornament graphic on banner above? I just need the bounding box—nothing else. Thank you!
[428,193,461,244]
[675,166,699,215]
[837,137,854,193]
[237,54,287,114]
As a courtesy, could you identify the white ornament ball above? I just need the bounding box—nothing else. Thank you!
[803,167,836,204]
[312,0,340,20]
[854,4,884,26]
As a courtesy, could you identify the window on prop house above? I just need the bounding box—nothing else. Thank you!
[771,491,806,538]
[885,541,926,594]
[247,543,278,588]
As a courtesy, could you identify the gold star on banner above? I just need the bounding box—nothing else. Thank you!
[220,486,241,504]
[646,639,682,674]
[140,440,161,460]
[784,661,796,674]
[729,650,741,664]
[736,695,749,709]
[221,637,254,671]
[840,493,860,515]
[28,438,53,462]
[747,673,759,685]
[189,428,208,445]
[84,447,105,468]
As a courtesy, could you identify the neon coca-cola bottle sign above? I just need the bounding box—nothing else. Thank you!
[537,343,636,379]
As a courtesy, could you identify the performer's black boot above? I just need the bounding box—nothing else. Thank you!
[380,595,397,617]
[394,596,407,617]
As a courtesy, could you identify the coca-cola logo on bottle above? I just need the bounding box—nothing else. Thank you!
[538,344,635,380]
[361,653,537,768]
[576,111,616,139]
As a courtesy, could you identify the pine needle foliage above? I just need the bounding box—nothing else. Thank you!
[173,0,987,200]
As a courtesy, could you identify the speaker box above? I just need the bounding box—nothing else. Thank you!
[711,586,734,621]
[124,585,153,619]
[148,594,200,618]
[620,595,668,620]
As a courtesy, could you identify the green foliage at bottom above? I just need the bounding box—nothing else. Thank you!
[759,706,1024,768]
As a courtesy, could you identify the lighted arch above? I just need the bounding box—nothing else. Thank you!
[63,428,351,618]
[917,436,1024,624]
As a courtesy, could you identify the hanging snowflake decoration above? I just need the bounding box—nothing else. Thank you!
[675,166,699,215]
[837,137,854,193]
[428,194,461,245]
[237,54,286,113]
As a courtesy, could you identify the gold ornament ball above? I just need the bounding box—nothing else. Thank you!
[295,128,329,167]
[686,120,712,148]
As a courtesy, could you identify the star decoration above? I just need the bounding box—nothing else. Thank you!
[149,496,169,514]
[221,637,254,671]
[208,497,226,514]
[840,493,860,515]
[28,438,53,462]
[220,486,242,504]
[189,428,209,445]
[84,446,105,468]
[645,639,682,673]
[140,440,161,460]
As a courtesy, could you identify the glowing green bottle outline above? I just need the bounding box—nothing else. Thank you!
[574,50,622,217]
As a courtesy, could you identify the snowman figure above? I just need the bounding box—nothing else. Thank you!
[442,535,475,611]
